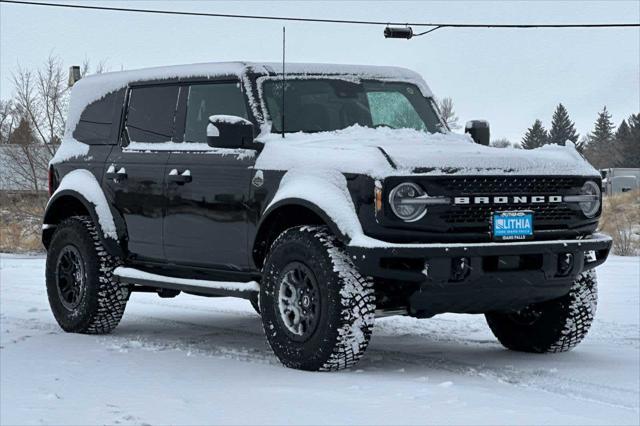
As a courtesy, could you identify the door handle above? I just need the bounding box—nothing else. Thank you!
[168,169,192,183]
[106,165,127,181]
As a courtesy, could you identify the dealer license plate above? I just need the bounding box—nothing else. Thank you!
[492,211,534,241]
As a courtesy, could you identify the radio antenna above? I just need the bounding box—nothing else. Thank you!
[281,26,285,138]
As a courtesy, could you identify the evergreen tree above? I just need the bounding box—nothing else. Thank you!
[584,107,618,168]
[7,117,33,146]
[521,119,549,149]
[615,119,631,144]
[618,113,640,167]
[549,103,579,146]
[590,106,616,143]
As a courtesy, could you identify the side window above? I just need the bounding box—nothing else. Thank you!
[125,85,179,143]
[183,82,248,143]
[367,91,426,131]
[74,89,125,144]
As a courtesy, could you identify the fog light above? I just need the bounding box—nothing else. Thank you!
[557,253,574,276]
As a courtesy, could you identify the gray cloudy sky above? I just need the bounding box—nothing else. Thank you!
[1,0,638,143]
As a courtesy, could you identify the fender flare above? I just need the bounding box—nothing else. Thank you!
[252,169,365,256]
[43,169,125,256]
[257,197,348,243]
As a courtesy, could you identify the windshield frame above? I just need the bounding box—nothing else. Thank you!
[256,75,448,135]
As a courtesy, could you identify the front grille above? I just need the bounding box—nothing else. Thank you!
[436,176,580,195]
[441,204,576,226]
[422,176,586,233]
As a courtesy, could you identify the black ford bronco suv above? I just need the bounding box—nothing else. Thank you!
[44,62,612,371]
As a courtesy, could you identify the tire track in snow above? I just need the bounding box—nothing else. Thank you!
[3,290,637,412]
[112,309,639,412]
[360,345,639,412]
[102,311,279,366]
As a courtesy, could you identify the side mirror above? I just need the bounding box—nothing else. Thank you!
[206,115,254,149]
[465,120,490,146]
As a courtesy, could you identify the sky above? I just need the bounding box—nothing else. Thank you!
[0,0,638,143]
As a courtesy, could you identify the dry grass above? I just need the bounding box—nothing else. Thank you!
[599,190,640,256]
[0,192,46,253]
[0,221,42,252]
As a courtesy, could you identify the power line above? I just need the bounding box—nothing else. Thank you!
[1,0,639,30]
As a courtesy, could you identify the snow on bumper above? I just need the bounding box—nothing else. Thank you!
[347,233,612,282]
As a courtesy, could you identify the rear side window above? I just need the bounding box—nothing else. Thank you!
[125,85,179,143]
[182,82,248,143]
[73,89,125,144]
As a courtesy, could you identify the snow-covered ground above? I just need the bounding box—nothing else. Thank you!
[1,254,638,425]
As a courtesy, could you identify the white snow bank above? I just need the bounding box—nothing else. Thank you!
[47,169,117,239]
[114,267,259,292]
[256,125,599,178]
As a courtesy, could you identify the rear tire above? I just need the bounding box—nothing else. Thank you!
[485,270,597,353]
[260,226,375,371]
[46,216,128,334]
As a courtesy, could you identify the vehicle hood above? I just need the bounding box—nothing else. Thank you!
[255,126,598,178]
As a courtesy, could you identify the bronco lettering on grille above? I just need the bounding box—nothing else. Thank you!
[453,195,563,205]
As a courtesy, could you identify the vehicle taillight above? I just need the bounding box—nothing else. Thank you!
[48,167,55,197]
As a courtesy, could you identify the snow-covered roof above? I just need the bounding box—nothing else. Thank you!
[65,61,433,139]
[72,61,430,94]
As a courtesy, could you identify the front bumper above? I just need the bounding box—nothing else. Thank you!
[347,233,612,317]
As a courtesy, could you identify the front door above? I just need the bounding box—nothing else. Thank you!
[103,84,179,262]
[163,81,256,269]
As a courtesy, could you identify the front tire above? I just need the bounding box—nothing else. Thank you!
[46,216,128,334]
[485,270,598,353]
[260,226,375,371]
[249,293,260,315]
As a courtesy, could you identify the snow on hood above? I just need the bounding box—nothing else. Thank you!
[255,126,598,178]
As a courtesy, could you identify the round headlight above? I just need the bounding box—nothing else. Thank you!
[389,182,428,222]
[579,180,601,218]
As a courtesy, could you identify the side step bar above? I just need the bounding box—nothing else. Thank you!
[113,267,259,299]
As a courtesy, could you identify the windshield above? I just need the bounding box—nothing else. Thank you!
[261,79,444,134]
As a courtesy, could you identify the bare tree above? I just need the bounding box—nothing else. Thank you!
[437,97,461,130]
[3,56,109,192]
[2,55,68,211]
[11,55,68,155]
[81,57,109,77]
[1,57,109,250]
[0,99,17,144]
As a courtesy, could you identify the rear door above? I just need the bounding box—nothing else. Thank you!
[163,81,257,269]
[103,84,179,262]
